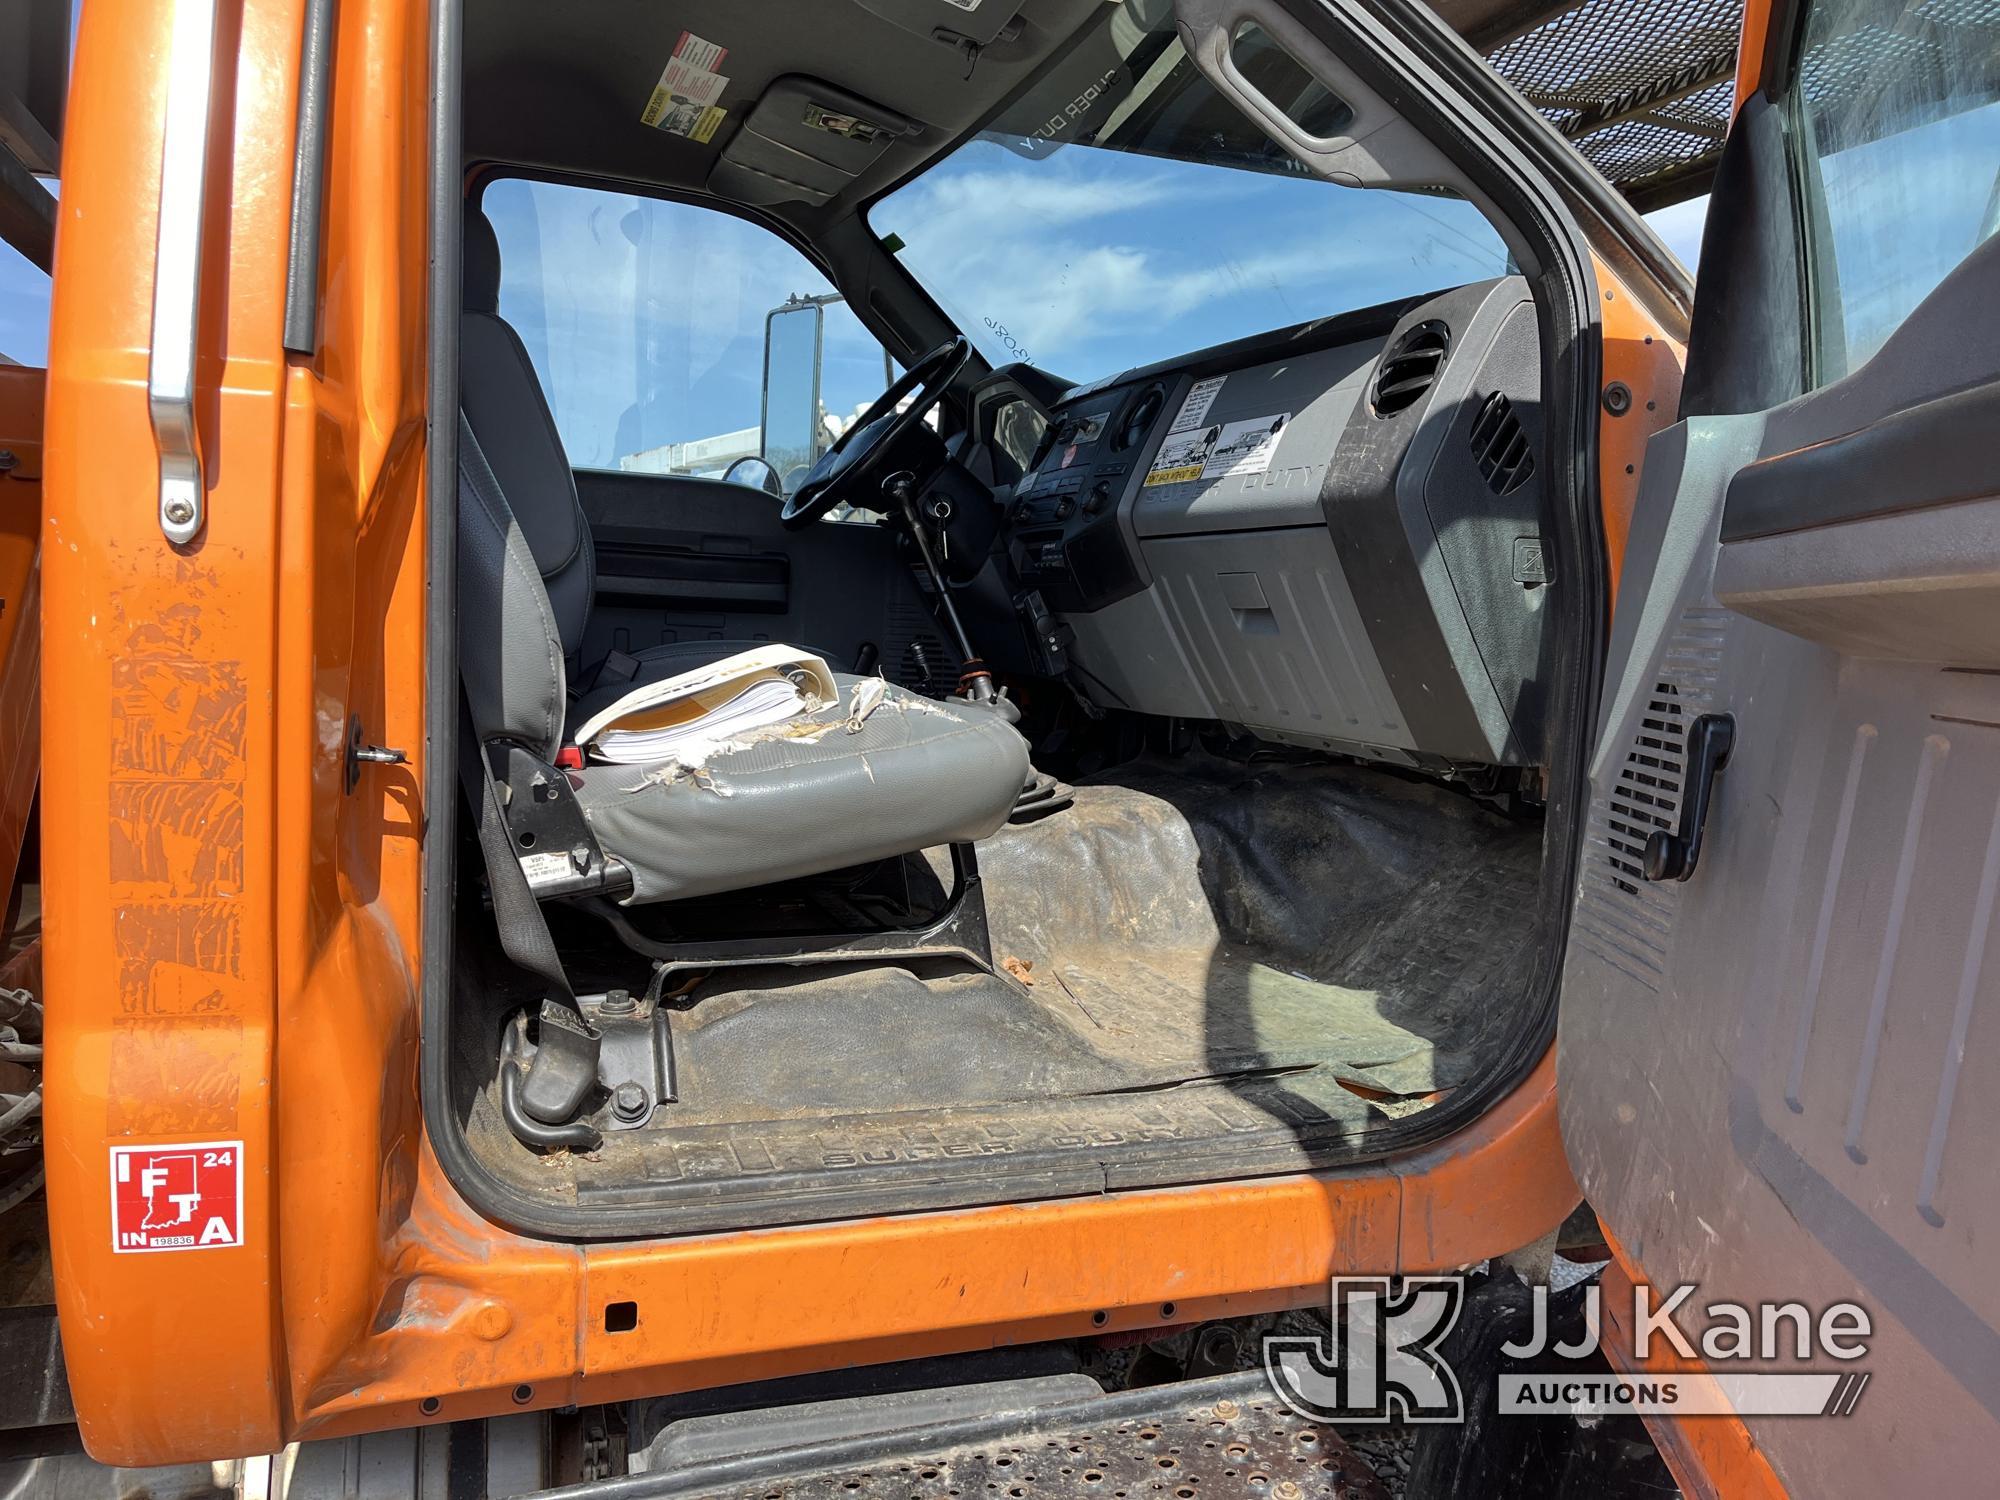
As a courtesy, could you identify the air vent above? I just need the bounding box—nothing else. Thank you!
[1469,392,1535,495]
[1118,383,1167,450]
[1604,682,1687,895]
[1371,320,1450,417]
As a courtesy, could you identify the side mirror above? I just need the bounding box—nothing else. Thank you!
[762,299,825,492]
[722,456,784,498]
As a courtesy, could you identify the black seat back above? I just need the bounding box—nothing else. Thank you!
[459,209,595,664]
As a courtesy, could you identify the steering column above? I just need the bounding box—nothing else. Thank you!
[886,471,996,704]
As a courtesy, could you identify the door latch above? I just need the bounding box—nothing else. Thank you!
[1643,712,1734,882]
[344,715,408,792]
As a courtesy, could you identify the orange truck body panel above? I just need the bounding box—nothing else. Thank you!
[1593,260,1686,611]
[1735,0,1781,113]
[34,0,1691,1472]
[1598,1235,1791,1500]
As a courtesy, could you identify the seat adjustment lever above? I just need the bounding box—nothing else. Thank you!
[1643,712,1735,883]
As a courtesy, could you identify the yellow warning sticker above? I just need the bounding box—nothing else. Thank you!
[1144,411,1292,488]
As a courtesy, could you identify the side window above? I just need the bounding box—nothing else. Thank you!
[0,230,51,369]
[480,178,891,503]
[1789,0,2000,386]
[0,165,55,370]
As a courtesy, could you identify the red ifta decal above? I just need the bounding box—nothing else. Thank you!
[109,1141,244,1253]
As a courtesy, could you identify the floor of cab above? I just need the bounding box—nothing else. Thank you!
[451,751,1547,1233]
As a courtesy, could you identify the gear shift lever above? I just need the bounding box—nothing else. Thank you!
[888,472,995,703]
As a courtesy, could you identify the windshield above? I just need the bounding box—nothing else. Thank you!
[870,0,1511,386]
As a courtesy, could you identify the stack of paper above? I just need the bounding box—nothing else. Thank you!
[570,645,837,766]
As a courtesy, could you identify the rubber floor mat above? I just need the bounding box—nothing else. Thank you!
[459,750,1548,1227]
[657,754,1541,1124]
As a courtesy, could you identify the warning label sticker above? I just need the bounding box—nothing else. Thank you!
[643,31,731,143]
[1145,412,1291,487]
[1207,414,1291,477]
[1145,426,1212,486]
[1165,375,1226,436]
[110,1141,244,1253]
[519,850,574,889]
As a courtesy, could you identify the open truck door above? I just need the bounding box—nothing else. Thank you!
[1560,0,2000,1493]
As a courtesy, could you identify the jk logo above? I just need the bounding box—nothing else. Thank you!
[1264,1276,1466,1424]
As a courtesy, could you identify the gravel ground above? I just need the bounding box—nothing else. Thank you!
[1342,1425,1417,1497]
[1080,1261,1632,1500]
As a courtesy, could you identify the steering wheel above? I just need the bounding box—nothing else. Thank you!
[780,336,972,529]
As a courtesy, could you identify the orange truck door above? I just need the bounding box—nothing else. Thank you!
[41,0,432,1463]
[1558,0,2000,1494]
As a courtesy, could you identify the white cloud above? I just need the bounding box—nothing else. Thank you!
[876,141,1508,377]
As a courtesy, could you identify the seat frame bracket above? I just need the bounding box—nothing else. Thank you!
[599,842,996,984]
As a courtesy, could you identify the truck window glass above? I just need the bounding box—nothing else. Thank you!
[0,187,53,367]
[1791,0,2000,384]
[481,178,890,479]
[867,0,1510,386]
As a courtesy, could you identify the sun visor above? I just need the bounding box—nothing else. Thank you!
[708,77,925,208]
[849,0,1025,48]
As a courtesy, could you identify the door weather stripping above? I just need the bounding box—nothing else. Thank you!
[148,0,222,546]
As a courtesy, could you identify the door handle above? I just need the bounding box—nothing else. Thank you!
[1644,713,1734,883]
[148,0,223,545]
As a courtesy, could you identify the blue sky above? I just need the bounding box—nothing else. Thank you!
[479,141,1707,465]
[0,201,55,368]
[873,137,1516,381]
[0,156,1707,415]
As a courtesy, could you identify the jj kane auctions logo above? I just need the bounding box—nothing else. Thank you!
[1264,1277,1873,1422]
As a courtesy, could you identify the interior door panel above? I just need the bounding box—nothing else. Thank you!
[572,469,947,686]
[1561,240,2000,1494]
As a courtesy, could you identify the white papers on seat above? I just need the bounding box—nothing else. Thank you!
[570,644,837,765]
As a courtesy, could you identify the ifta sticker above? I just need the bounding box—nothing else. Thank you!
[110,1141,244,1252]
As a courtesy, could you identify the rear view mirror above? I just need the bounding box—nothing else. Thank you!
[762,298,824,494]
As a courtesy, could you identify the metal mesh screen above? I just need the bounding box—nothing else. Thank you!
[1468,0,1744,203]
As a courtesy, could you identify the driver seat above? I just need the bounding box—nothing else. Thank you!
[460,208,813,717]
[457,215,1029,908]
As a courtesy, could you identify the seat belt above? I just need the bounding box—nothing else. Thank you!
[456,696,602,1135]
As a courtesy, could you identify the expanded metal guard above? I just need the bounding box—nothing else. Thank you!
[1470,0,1745,205]
[1469,0,2000,205]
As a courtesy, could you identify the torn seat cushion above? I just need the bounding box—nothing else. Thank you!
[575,678,1029,904]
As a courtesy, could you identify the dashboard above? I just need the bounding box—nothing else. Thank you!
[986,276,1552,771]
